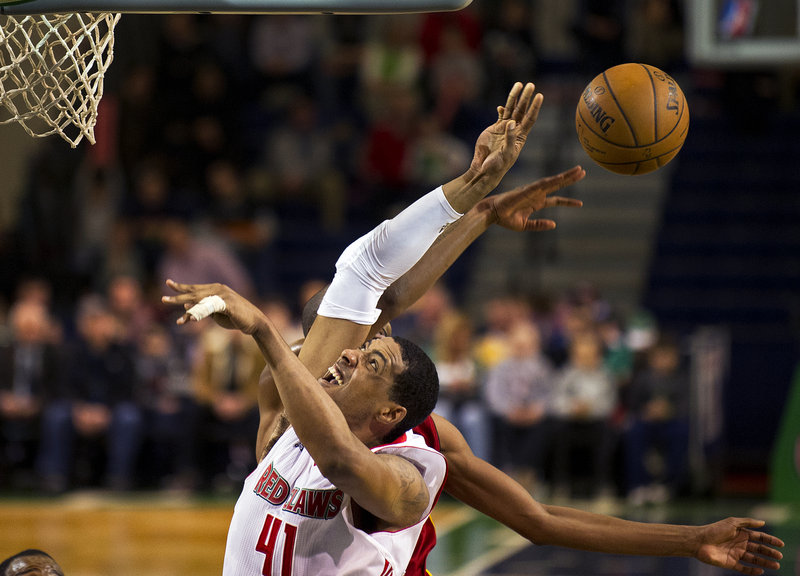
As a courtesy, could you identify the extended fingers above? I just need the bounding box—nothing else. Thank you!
[535,167,585,193]
[518,91,543,136]
[162,279,221,309]
[163,292,200,305]
[745,527,784,549]
[739,551,780,572]
[747,541,783,563]
[545,196,583,208]
[553,166,586,188]
[512,83,535,121]
[732,563,764,576]
[165,278,193,293]
[502,82,523,119]
[525,218,556,232]
[747,546,781,564]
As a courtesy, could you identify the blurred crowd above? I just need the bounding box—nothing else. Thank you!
[395,281,691,505]
[0,271,692,506]
[0,0,695,501]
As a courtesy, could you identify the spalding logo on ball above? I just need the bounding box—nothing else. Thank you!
[575,63,689,175]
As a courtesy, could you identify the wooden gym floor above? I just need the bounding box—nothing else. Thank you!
[0,492,796,576]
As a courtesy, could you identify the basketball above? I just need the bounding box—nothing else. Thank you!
[575,63,689,175]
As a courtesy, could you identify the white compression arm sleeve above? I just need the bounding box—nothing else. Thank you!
[318,186,462,325]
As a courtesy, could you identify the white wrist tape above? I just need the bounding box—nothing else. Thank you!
[186,295,226,321]
[319,186,462,325]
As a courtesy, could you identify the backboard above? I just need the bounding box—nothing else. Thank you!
[688,0,800,66]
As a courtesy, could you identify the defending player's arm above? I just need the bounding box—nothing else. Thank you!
[433,414,784,575]
[254,167,587,459]
[373,166,585,334]
[164,280,433,529]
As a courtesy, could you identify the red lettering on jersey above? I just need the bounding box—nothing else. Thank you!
[288,489,307,514]
[326,490,344,519]
[254,463,274,494]
[281,488,342,519]
[284,488,299,510]
[380,559,394,576]
[254,463,291,506]
[303,489,331,518]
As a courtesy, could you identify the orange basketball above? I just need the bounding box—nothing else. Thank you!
[575,63,689,175]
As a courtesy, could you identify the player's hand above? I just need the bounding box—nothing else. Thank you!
[162,279,265,335]
[481,166,585,231]
[469,82,542,186]
[695,518,784,575]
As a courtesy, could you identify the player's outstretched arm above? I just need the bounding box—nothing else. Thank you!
[164,280,434,530]
[432,414,783,574]
[253,82,557,446]
[374,166,585,333]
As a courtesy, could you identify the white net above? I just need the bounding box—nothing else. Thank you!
[0,12,120,147]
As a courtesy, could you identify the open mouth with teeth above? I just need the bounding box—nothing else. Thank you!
[321,363,347,387]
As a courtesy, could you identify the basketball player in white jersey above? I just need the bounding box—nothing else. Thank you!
[249,85,784,576]
[166,76,783,575]
[163,82,560,575]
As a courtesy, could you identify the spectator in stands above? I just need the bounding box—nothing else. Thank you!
[71,163,124,285]
[473,294,530,369]
[203,158,279,295]
[156,217,256,300]
[627,0,685,71]
[625,334,690,505]
[106,274,155,347]
[360,15,424,106]
[135,323,197,491]
[359,84,423,217]
[551,329,617,499]
[257,90,346,231]
[121,155,188,280]
[484,319,553,493]
[192,322,263,491]
[432,310,488,461]
[481,0,538,104]
[248,14,323,98]
[38,295,142,492]
[571,0,626,74]
[427,13,487,144]
[0,300,61,489]
[419,6,483,66]
[391,281,453,355]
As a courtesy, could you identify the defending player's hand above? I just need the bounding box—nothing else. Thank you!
[694,517,784,575]
[162,279,265,335]
[482,165,585,232]
[469,82,542,187]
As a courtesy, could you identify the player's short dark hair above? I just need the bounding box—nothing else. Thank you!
[301,285,329,336]
[0,549,55,575]
[382,336,439,444]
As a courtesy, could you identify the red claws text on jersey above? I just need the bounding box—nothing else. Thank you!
[254,462,345,520]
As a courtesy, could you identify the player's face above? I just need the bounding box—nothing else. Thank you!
[319,337,405,420]
[6,554,64,576]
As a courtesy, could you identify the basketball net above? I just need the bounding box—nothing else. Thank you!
[0,12,120,147]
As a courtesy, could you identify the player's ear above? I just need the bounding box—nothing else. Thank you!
[377,403,406,426]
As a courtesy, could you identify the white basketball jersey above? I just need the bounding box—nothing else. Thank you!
[223,426,447,576]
